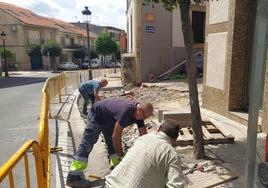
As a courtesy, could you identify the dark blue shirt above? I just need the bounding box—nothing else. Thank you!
[92,99,145,128]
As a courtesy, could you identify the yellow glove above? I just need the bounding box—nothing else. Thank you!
[110,154,122,168]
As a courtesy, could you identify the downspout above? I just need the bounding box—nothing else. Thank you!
[134,0,142,84]
[245,0,268,186]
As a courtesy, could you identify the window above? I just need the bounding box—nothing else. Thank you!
[192,11,206,43]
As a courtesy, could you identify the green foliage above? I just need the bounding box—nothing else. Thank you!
[73,49,86,59]
[41,41,62,57]
[143,0,207,11]
[26,44,42,57]
[91,50,98,59]
[95,32,118,56]
[0,48,13,59]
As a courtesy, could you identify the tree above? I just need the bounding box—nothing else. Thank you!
[26,44,42,57]
[144,0,205,159]
[0,49,14,76]
[95,32,118,56]
[41,41,62,72]
[73,49,86,68]
[0,48,13,59]
[0,49,13,75]
[91,50,98,59]
[73,49,86,60]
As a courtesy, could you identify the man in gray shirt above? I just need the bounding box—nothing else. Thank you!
[105,119,185,188]
[78,79,108,116]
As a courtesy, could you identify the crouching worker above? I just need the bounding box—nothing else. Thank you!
[105,119,186,188]
[66,98,153,187]
[79,79,108,116]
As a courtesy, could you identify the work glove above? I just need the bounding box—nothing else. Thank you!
[109,153,122,168]
[70,160,88,172]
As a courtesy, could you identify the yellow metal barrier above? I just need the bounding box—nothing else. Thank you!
[0,140,45,188]
[0,70,92,187]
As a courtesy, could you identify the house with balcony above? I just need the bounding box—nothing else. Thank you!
[0,2,96,70]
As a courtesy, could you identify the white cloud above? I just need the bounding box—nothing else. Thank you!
[1,0,126,30]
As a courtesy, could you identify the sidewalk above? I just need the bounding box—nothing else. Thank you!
[52,79,266,188]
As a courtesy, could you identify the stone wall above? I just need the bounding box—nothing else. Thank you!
[262,52,268,132]
[203,0,252,114]
[121,53,136,85]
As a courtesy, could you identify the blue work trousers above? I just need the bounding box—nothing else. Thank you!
[74,112,116,163]
[78,87,95,115]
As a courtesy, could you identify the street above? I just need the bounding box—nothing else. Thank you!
[0,72,53,187]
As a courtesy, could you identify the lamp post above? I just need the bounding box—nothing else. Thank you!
[0,31,8,77]
[82,6,92,79]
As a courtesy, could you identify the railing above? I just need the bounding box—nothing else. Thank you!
[0,70,91,187]
[0,68,119,187]
[0,140,45,188]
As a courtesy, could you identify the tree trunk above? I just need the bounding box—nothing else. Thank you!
[0,57,2,77]
[179,0,205,159]
[51,56,57,72]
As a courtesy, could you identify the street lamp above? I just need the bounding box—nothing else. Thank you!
[82,7,92,77]
[0,31,8,77]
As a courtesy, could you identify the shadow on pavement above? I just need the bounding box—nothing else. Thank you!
[0,76,47,89]
[90,179,106,187]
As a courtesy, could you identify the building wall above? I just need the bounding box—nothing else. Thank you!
[126,0,135,53]
[140,3,173,81]
[0,9,29,70]
[263,52,268,131]
[202,0,261,125]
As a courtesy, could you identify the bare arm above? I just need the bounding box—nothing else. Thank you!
[94,90,101,101]
[112,122,124,157]
[138,126,147,136]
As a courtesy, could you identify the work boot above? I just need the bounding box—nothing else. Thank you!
[66,173,91,188]
[81,112,88,119]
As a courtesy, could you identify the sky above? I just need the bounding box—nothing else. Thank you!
[1,0,126,30]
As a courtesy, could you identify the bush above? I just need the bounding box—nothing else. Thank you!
[26,44,42,56]
[41,41,62,57]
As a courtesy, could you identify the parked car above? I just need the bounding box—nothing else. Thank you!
[57,61,79,70]
[90,59,101,68]
[180,53,203,75]
[81,60,90,69]
[113,62,121,68]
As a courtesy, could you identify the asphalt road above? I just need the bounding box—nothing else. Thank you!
[0,72,52,187]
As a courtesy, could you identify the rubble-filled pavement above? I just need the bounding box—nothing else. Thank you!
[76,79,265,187]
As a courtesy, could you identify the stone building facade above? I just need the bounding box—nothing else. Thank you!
[203,0,268,131]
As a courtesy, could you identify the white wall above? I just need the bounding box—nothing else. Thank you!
[126,0,135,53]
[206,32,228,90]
[172,8,184,47]
[209,0,229,24]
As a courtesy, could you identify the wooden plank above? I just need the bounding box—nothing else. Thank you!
[202,127,212,139]
[182,128,193,140]
[210,133,225,139]
[179,130,188,140]
[207,128,221,133]
[158,51,202,79]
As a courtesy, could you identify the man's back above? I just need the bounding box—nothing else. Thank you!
[80,80,100,94]
[105,132,185,188]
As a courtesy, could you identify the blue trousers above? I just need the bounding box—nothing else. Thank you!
[78,87,95,115]
[74,112,116,163]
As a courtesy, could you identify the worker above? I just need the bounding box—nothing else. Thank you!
[105,119,186,188]
[66,98,154,187]
[79,79,108,116]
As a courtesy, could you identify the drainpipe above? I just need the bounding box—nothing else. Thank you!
[245,0,268,186]
[134,0,142,84]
